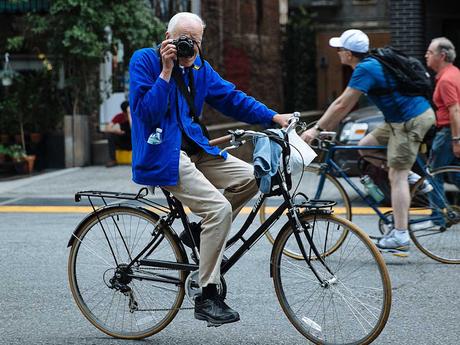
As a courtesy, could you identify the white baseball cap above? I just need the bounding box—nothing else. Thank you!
[329,29,369,53]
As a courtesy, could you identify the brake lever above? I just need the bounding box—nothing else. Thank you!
[298,121,307,131]
[219,141,246,155]
[318,131,337,142]
[284,112,301,133]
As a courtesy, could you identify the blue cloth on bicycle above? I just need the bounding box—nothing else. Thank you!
[253,129,283,194]
[348,57,431,123]
[129,48,277,186]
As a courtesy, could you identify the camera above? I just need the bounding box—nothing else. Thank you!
[172,36,195,58]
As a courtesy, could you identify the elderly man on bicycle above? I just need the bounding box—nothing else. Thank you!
[129,12,291,326]
[302,29,435,257]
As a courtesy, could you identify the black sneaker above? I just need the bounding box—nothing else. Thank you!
[194,295,240,327]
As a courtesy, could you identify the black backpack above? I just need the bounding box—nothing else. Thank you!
[369,46,433,100]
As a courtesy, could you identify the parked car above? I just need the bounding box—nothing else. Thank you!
[335,105,384,176]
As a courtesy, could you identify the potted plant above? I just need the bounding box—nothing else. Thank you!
[7,144,36,174]
[23,0,164,167]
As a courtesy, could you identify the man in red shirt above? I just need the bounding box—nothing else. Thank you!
[425,37,460,167]
[105,101,132,167]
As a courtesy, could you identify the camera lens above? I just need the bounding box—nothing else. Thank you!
[174,37,195,58]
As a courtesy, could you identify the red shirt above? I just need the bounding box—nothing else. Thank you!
[111,112,129,125]
[433,64,460,127]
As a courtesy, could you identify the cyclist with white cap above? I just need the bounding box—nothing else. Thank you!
[302,29,435,257]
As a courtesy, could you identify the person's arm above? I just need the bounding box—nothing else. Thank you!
[448,103,460,157]
[204,62,277,126]
[129,46,174,126]
[301,87,362,143]
[106,121,124,135]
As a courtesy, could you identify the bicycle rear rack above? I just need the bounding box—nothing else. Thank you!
[297,199,336,215]
[74,187,171,214]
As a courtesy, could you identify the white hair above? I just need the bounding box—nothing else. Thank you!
[431,37,456,63]
[167,12,205,34]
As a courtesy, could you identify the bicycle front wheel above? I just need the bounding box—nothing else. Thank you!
[410,166,460,263]
[272,214,391,345]
[68,206,186,339]
[261,165,352,260]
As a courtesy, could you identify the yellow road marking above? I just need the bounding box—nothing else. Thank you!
[0,205,430,215]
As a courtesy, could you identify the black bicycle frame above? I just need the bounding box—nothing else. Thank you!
[136,172,335,284]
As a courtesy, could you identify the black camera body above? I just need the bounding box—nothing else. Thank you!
[172,36,195,58]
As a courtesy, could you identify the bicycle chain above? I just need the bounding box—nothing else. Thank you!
[132,266,196,311]
[137,307,194,311]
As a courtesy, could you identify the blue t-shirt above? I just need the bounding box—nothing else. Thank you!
[348,57,430,123]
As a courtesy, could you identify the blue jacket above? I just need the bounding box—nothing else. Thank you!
[129,48,277,186]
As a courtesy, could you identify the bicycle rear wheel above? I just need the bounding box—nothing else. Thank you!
[68,206,186,339]
[410,166,460,263]
[261,165,352,260]
[272,214,391,345]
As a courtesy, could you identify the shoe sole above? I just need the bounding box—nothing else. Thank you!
[194,312,240,327]
[377,246,410,257]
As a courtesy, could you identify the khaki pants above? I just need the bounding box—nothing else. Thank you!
[370,108,435,169]
[164,151,258,287]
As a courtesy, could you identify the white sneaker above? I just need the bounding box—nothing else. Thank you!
[408,172,433,193]
[376,229,410,257]
[410,220,440,231]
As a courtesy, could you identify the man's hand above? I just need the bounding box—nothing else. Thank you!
[453,142,460,157]
[159,39,177,81]
[300,127,318,144]
[272,113,293,128]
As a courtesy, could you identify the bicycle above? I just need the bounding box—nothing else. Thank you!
[260,131,460,264]
[67,120,392,345]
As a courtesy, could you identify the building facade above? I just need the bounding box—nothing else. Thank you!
[200,0,284,124]
[297,0,460,109]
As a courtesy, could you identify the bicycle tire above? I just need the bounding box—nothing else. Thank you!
[378,210,394,235]
[271,213,392,345]
[260,165,352,260]
[68,206,186,339]
[409,166,460,264]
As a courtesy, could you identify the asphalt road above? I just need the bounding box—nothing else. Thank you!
[0,209,459,345]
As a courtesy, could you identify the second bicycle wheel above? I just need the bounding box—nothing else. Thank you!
[410,166,460,263]
[261,165,352,260]
[272,214,391,345]
[68,206,186,339]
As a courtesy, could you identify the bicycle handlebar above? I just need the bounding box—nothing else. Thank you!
[209,135,232,146]
[208,112,302,152]
[309,131,338,150]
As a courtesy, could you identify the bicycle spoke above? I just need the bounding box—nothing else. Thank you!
[69,207,185,339]
[273,214,391,345]
[410,167,460,263]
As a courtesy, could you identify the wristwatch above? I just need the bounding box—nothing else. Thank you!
[313,123,324,132]
[452,136,460,143]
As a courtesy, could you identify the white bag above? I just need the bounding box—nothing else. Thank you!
[287,130,317,175]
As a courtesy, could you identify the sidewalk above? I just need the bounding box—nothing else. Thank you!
[0,164,370,213]
[0,165,141,202]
